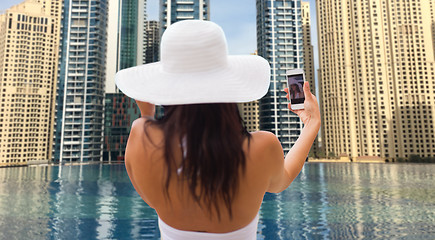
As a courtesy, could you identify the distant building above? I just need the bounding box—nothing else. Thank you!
[104,0,147,161]
[301,1,318,157]
[144,20,160,64]
[160,0,210,35]
[317,0,435,160]
[256,0,314,153]
[53,0,109,163]
[238,52,261,133]
[238,101,260,132]
[106,0,147,93]
[103,94,141,162]
[0,0,62,166]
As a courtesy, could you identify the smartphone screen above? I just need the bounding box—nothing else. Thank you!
[288,73,305,105]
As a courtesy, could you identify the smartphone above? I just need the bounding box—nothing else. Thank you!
[286,69,305,110]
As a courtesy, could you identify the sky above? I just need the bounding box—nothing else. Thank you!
[0,0,319,88]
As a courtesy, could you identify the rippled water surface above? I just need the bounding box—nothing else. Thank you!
[0,163,434,239]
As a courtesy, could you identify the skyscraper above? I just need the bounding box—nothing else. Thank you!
[0,0,62,166]
[103,93,140,161]
[106,0,147,93]
[53,0,109,163]
[104,0,147,161]
[317,0,435,160]
[301,1,318,157]
[238,101,260,132]
[160,0,210,35]
[144,20,160,64]
[256,0,315,152]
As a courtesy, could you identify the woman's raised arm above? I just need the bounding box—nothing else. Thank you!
[267,82,321,193]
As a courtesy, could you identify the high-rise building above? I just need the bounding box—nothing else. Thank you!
[238,101,260,132]
[160,0,210,35]
[238,52,261,133]
[0,0,62,167]
[104,0,147,161]
[256,0,315,153]
[317,0,435,160]
[106,0,147,93]
[103,93,140,162]
[144,20,160,64]
[301,1,318,157]
[53,0,109,163]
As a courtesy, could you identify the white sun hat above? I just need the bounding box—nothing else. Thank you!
[115,20,270,105]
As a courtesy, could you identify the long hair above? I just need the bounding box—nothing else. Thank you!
[144,103,251,219]
[290,83,301,98]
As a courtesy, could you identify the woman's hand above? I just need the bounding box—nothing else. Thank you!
[135,100,155,118]
[284,82,320,127]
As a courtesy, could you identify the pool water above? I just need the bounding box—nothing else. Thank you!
[0,163,434,239]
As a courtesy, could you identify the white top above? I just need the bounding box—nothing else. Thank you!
[158,214,259,240]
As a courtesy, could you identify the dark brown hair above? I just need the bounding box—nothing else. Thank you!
[144,103,251,219]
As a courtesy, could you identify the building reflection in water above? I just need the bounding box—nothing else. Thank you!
[1,163,435,239]
[0,166,52,239]
[260,163,435,239]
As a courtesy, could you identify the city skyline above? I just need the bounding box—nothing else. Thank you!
[0,0,319,68]
[1,0,434,163]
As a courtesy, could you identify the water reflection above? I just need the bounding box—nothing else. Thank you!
[259,163,435,239]
[0,163,434,239]
[0,166,52,239]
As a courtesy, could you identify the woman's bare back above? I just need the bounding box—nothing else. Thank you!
[124,117,284,233]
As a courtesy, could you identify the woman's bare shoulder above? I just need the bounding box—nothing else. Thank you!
[249,131,281,148]
[247,131,283,161]
[126,118,162,164]
[130,117,161,141]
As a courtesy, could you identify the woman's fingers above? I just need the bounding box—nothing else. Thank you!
[284,88,290,100]
[303,81,311,100]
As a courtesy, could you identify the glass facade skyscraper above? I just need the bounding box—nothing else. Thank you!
[256,0,305,153]
[106,0,147,94]
[54,0,109,162]
[119,0,139,70]
[103,0,147,161]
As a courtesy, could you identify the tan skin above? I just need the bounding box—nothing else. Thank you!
[125,82,320,233]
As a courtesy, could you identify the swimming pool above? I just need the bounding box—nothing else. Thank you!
[0,163,434,239]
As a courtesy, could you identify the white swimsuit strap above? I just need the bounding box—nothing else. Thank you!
[158,214,259,240]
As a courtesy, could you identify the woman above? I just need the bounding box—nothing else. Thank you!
[290,83,304,99]
[115,20,320,239]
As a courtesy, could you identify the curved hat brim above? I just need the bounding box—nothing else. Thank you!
[115,55,271,105]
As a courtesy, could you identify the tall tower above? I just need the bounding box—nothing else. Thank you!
[301,1,318,157]
[317,0,435,160]
[104,0,146,162]
[144,20,160,64]
[54,0,109,163]
[256,0,307,153]
[106,0,147,93]
[160,0,210,35]
[0,0,62,166]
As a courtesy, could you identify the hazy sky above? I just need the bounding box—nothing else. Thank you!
[1,0,319,84]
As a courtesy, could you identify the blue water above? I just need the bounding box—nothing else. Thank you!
[0,163,434,239]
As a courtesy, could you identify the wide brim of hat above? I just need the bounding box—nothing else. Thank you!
[115,55,270,105]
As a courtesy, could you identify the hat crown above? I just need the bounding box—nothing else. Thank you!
[161,20,228,73]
